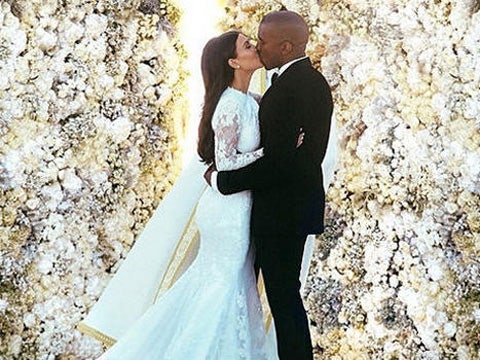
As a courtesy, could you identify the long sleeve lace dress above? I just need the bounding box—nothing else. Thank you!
[98,87,277,359]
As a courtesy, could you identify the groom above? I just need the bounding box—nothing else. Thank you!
[206,10,333,360]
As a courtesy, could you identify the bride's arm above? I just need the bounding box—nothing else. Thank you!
[213,106,263,171]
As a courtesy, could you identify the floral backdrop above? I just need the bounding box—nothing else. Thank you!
[0,0,187,358]
[1,0,479,358]
[223,0,480,359]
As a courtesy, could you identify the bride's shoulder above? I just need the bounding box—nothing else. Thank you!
[247,92,262,105]
[216,88,242,111]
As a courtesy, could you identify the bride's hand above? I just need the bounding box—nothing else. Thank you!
[296,128,305,148]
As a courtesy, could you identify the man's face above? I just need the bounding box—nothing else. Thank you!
[256,23,283,70]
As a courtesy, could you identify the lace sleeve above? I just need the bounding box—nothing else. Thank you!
[213,99,263,171]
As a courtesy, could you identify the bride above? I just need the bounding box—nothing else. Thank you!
[80,30,283,359]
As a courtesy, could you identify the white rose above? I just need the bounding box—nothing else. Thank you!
[60,168,83,193]
[37,255,53,275]
[426,260,443,282]
[86,276,105,297]
[463,98,479,119]
[456,346,471,360]
[23,312,37,328]
[41,183,64,210]
[0,299,8,312]
[472,309,480,321]
[9,335,22,356]
[0,65,11,90]
[84,13,108,39]
[35,27,57,52]
[109,116,132,143]
[443,321,457,338]
[63,20,85,45]
[26,197,41,210]
[86,38,107,61]
[34,70,55,94]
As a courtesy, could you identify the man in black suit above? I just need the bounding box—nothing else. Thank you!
[206,10,333,360]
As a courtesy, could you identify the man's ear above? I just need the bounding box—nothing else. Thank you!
[281,41,293,55]
[228,58,239,69]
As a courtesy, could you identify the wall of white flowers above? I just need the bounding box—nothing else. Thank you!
[222,0,480,359]
[0,0,187,358]
[0,0,479,358]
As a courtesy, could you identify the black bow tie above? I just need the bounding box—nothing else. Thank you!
[271,72,279,84]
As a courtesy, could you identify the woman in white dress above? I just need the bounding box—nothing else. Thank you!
[93,30,278,359]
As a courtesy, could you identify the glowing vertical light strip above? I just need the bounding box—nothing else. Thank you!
[175,0,226,167]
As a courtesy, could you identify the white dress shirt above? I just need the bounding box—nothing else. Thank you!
[274,55,307,78]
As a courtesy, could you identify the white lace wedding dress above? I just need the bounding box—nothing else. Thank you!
[98,87,277,359]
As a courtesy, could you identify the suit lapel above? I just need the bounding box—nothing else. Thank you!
[260,58,311,102]
[258,58,312,145]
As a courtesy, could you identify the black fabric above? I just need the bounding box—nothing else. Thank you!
[255,233,313,360]
[217,58,334,236]
[218,58,333,359]
[270,72,279,84]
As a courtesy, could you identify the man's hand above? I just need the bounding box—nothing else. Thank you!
[204,163,216,186]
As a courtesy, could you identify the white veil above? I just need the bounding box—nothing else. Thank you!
[300,113,338,293]
[78,159,208,345]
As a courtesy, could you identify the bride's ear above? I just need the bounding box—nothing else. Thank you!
[228,58,240,70]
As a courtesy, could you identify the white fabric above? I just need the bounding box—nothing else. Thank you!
[211,170,219,192]
[210,110,339,294]
[80,158,207,342]
[80,83,339,358]
[276,56,307,78]
[97,87,278,359]
[321,112,339,189]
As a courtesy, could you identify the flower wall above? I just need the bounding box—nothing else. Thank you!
[223,0,479,359]
[0,0,187,358]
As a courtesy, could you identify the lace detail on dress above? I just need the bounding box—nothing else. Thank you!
[235,287,249,360]
[212,88,263,172]
[97,86,278,360]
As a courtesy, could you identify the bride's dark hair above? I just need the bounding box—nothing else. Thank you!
[197,31,240,164]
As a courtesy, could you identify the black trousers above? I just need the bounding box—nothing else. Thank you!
[254,233,313,360]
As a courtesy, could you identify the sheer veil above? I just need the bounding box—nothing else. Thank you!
[78,159,208,346]
[300,113,338,289]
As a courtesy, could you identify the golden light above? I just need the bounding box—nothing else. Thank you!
[174,0,266,167]
[174,0,226,167]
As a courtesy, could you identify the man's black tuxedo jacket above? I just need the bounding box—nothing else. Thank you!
[217,58,333,236]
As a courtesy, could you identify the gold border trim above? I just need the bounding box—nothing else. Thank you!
[77,321,116,348]
[153,189,205,303]
[257,270,273,331]
[79,184,277,343]
[79,186,206,346]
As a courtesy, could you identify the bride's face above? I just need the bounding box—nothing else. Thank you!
[229,33,263,72]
